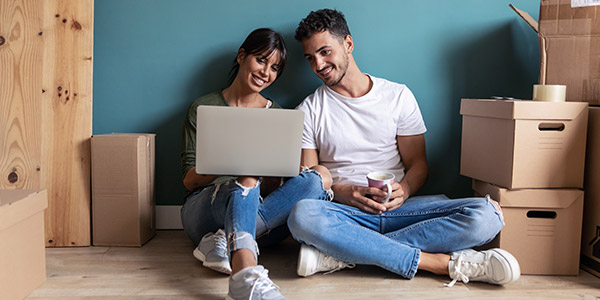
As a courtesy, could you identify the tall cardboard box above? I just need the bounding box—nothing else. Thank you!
[512,1,600,104]
[473,180,584,275]
[460,99,588,189]
[582,107,600,278]
[91,134,156,246]
[0,190,47,299]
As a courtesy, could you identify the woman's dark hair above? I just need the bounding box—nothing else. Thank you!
[228,28,287,85]
[295,9,351,42]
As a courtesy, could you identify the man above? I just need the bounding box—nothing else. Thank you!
[288,9,520,287]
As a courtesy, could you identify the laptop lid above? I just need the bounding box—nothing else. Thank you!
[195,105,304,177]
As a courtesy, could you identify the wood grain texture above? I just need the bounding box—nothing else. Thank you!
[27,231,600,300]
[0,0,43,190]
[41,0,93,247]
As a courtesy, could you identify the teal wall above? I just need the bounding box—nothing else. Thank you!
[94,0,540,205]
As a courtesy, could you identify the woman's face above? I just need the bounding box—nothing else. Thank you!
[236,49,282,93]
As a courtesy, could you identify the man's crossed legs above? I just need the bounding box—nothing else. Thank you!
[287,194,520,286]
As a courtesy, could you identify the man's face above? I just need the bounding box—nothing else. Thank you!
[301,30,350,87]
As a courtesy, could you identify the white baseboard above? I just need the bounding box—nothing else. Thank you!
[156,205,183,229]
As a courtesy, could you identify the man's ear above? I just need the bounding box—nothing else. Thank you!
[236,48,247,64]
[344,35,354,54]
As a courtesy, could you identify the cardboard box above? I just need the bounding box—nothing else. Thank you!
[581,107,600,277]
[0,190,47,299]
[473,180,584,275]
[460,99,588,189]
[91,134,156,246]
[511,1,600,104]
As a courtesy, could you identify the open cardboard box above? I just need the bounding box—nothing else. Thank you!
[0,190,47,299]
[511,1,600,104]
[460,99,588,189]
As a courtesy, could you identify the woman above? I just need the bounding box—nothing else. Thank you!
[180,28,332,300]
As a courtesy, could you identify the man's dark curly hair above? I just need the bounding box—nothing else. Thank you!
[295,9,351,42]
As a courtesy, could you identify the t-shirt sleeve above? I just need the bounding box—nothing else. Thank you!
[181,103,197,179]
[396,87,427,136]
[296,99,318,149]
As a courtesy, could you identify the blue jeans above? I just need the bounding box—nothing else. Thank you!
[287,194,504,279]
[181,169,330,259]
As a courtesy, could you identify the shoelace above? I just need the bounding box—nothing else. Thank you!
[214,231,229,256]
[445,253,487,287]
[249,268,280,298]
[321,253,356,275]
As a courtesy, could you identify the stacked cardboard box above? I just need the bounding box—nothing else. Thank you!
[91,134,156,247]
[511,0,600,278]
[0,190,48,299]
[460,99,588,275]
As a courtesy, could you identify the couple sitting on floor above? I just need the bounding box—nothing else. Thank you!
[180,8,520,300]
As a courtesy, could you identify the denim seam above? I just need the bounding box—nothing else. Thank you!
[407,249,420,279]
[228,231,259,260]
[385,210,464,239]
[256,210,270,235]
[210,181,225,205]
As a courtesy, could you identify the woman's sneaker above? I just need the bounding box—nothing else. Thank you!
[297,244,355,277]
[193,229,231,274]
[226,265,286,300]
[446,248,520,287]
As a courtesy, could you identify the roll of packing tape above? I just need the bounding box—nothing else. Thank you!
[532,84,566,102]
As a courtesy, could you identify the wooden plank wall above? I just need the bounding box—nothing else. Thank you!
[0,0,43,190]
[0,0,93,247]
[41,0,93,247]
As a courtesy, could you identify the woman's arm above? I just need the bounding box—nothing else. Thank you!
[183,167,218,191]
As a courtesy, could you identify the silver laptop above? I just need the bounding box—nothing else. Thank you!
[195,105,304,177]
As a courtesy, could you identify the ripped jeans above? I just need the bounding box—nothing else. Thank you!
[287,194,504,279]
[181,169,331,260]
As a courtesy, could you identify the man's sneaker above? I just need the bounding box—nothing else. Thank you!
[193,229,231,274]
[297,244,355,277]
[446,248,520,287]
[226,265,286,300]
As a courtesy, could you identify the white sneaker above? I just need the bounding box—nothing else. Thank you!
[193,229,231,274]
[446,248,520,287]
[297,244,355,277]
[226,265,286,300]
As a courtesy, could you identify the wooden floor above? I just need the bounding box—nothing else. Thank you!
[27,230,600,300]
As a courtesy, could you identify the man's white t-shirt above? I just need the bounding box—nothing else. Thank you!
[296,75,427,187]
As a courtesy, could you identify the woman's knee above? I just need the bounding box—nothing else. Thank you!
[236,176,259,188]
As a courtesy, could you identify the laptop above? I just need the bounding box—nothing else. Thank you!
[195,105,305,177]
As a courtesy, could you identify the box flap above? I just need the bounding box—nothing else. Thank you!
[539,0,600,36]
[472,180,582,209]
[0,190,39,207]
[510,4,539,33]
[0,190,47,232]
[460,99,588,120]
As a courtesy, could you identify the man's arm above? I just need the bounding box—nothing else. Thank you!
[383,134,428,211]
[300,149,319,168]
